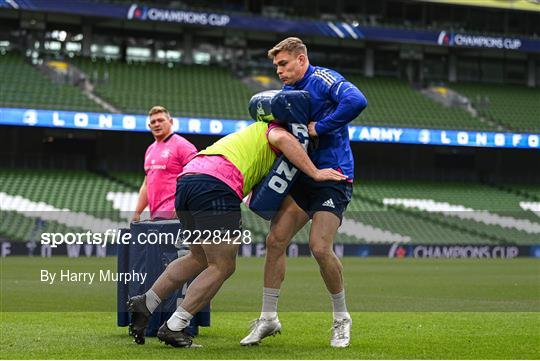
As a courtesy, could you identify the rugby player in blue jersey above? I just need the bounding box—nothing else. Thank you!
[241,37,367,348]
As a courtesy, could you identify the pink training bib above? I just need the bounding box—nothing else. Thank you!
[180,155,245,199]
[178,123,283,200]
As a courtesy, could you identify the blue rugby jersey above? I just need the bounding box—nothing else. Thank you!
[283,65,367,179]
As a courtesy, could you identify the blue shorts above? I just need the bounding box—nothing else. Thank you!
[289,176,353,222]
[175,174,242,233]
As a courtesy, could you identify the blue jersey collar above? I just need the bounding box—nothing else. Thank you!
[291,64,315,89]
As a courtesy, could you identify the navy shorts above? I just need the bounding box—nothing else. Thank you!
[175,174,242,233]
[289,176,353,222]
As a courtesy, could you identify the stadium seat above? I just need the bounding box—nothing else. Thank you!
[3,50,536,134]
[0,169,133,241]
[346,75,497,131]
[2,169,538,245]
[71,57,254,119]
[0,51,105,112]
[352,180,540,245]
[449,82,540,132]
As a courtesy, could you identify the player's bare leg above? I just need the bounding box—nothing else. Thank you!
[157,241,239,347]
[152,244,208,299]
[309,211,351,348]
[127,244,207,344]
[309,212,343,294]
[264,196,309,290]
[178,241,239,313]
[240,196,308,346]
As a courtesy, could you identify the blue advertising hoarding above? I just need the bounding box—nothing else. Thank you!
[1,107,538,149]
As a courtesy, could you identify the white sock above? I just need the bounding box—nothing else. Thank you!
[144,289,161,314]
[260,287,280,320]
[331,290,350,320]
[166,306,193,331]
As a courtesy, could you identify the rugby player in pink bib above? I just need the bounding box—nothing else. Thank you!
[132,106,197,221]
[127,98,346,348]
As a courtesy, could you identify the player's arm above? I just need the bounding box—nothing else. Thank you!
[267,127,347,182]
[312,81,368,136]
[132,176,148,222]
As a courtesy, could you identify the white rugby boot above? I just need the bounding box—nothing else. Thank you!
[240,318,282,346]
[330,318,352,348]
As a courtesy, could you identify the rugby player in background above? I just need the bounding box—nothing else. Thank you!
[132,105,197,221]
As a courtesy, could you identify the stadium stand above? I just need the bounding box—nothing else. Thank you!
[515,185,540,199]
[1,51,536,134]
[0,209,78,243]
[71,57,254,119]
[449,82,540,132]
[347,75,497,131]
[108,171,144,189]
[0,52,104,112]
[344,197,490,245]
[355,180,540,245]
[0,169,130,221]
[3,169,537,245]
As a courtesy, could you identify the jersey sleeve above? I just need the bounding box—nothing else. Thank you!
[175,136,198,166]
[315,80,368,135]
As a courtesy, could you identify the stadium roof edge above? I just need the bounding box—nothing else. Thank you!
[413,0,540,13]
[2,1,540,53]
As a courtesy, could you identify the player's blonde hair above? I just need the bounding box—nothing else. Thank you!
[148,105,170,118]
[267,37,307,59]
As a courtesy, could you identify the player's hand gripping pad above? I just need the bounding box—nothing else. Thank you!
[247,90,311,220]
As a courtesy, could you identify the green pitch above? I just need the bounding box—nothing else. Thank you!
[1,256,539,359]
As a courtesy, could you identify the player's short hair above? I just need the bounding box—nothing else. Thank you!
[148,105,170,118]
[267,37,307,59]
